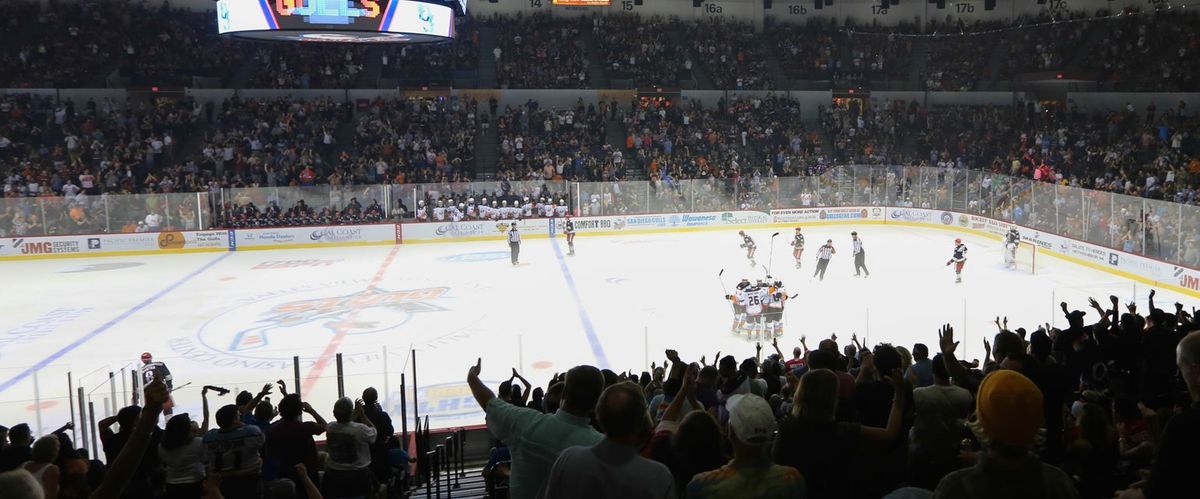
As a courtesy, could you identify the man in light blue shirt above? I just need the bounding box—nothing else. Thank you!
[467,359,604,499]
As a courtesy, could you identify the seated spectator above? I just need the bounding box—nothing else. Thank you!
[687,393,804,498]
[466,359,605,499]
[933,370,1079,498]
[544,381,676,498]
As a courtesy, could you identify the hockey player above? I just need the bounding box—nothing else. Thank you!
[451,203,465,222]
[564,214,577,256]
[140,352,175,416]
[946,238,968,283]
[726,279,751,333]
[554,199,568,218]
[432,200,447,221]
[790,227,805,269]
[415,200,428,222]
[739,280,771,340]
[522,197,535,219]
[766,279,787,338]
[541,198,555,218]
[1004,228,1021,269]
[738,231,757,267]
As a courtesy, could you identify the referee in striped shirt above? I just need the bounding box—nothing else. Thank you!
[851,231,870,277]
[814,239,835,281]
[508,223,521,266]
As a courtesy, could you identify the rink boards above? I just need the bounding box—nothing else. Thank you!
[3,208,1198,298]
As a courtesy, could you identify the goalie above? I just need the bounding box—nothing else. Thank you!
[1003,228,1021,269]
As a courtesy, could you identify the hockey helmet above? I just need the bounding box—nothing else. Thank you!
[738,230,745,236]
[795,227,802,231]
[140,352,152,363]
[955,238,962,244]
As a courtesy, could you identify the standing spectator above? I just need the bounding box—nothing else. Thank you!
[158,411,209,499]
[98,406,161,499]
[932,370,1078,498]
[21,435,60,498]
[907,344,934,388]
[1116,330,1200,499]
[203,405,266,499]
[0,469,42,499]
[322,397,378,499]
[466,359,605,499]
[266,394,327,498]
[361,387,396,490]
[909,353,973,490]
[688,394,805,498]
[0,423,32,472]
[543,381,676,499]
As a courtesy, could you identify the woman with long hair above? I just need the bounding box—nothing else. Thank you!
[158,389,211,499]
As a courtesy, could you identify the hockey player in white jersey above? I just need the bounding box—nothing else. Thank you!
[432,200,447,221]
[739,280,771,340]
[416,200,428,222]
[1004,228,1021,269]
[451,203,465,222]
[765,279,787,338]
[554,199,568,217]
[522,197,534,218]
[542,198,555,218]
[465,198,478,219]
[726,279,751,333]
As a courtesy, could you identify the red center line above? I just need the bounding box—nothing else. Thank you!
[302,245,401,396]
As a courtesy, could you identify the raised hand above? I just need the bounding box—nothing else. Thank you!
[938,324,958,355]
[144,375,169,410]
[468,358,482,379]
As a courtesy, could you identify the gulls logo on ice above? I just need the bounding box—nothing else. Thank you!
[57,262,144,273]
[199,286,451,356]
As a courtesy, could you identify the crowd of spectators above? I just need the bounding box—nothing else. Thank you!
[593,15,690,88]
[687,19,769,91]
[460,294,1200,499]
[349,96,478,184]
[1083,11,1200,91]
[999,17,1091,79]
[379,27,481,86]
[489,13,590,89]
[248,46,371,90]
[0,378,409,499]
[495,98,611,181]
[771,23,841,82]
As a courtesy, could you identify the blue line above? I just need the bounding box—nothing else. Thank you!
[551,239,610,369]
[0,252,232,392]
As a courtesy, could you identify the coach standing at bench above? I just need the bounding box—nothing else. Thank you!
[508,223,521,266]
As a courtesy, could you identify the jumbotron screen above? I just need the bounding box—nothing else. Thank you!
[217,0,454,43]
[551,0,612,5]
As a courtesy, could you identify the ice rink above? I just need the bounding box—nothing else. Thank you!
[3,224,1198,434]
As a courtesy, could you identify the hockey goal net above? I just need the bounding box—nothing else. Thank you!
[1009,240,1037,274]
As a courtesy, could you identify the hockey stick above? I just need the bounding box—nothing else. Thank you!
[767,232,780,275]
[169,382,193,393]
[717,268,728,295]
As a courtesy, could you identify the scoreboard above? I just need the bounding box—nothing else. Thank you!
[217,0,456,43]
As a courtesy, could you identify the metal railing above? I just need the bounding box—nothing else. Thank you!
[4,166,1197,268]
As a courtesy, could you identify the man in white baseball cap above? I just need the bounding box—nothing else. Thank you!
[686,394,806,498]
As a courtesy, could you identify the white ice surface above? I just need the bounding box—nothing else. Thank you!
[2,225,1197,434]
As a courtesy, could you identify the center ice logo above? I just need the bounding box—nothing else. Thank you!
[203,287,450,354]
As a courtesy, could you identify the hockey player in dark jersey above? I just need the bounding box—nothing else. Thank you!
[790,227,805,269]
[946,238,968,283]
[738,231,757,267]
[140,352,175,415]
[564,215,576,256]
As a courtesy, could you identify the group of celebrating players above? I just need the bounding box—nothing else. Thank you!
[722,225,1023,338]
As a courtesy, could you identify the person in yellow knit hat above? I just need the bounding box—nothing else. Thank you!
[932,370,1079,498]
